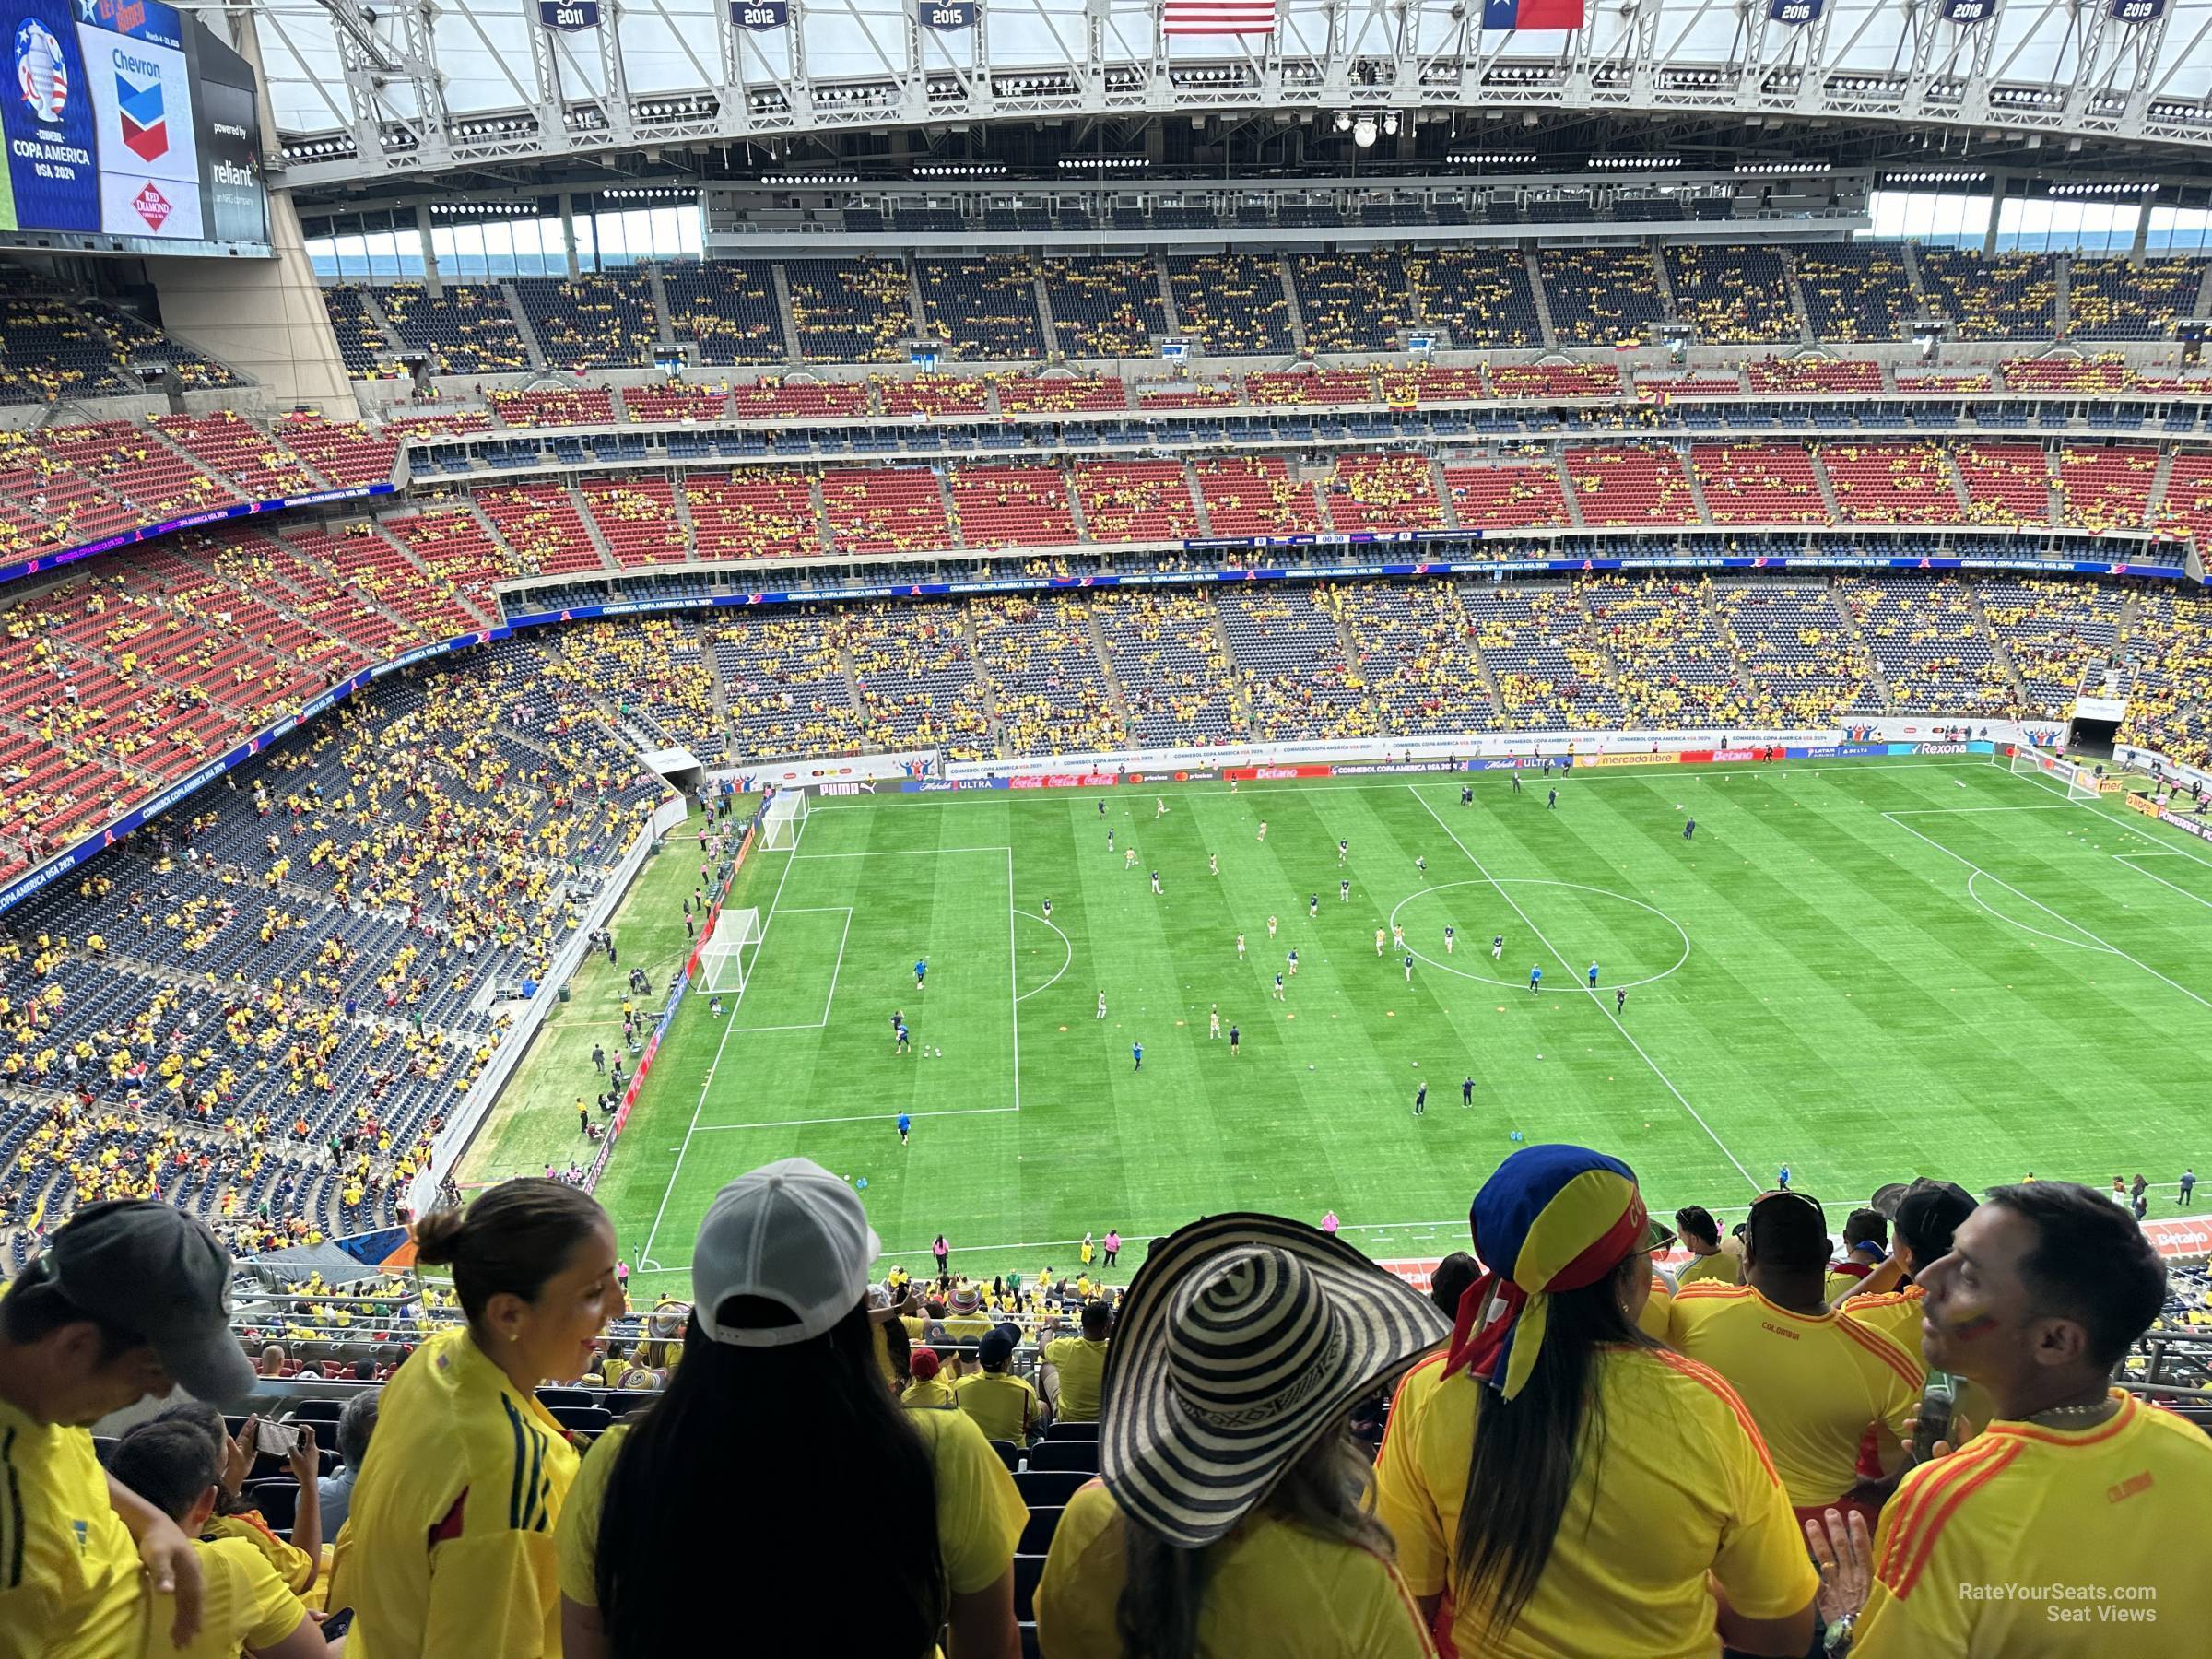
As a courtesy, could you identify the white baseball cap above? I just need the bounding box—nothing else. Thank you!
[691,1159,882,1347]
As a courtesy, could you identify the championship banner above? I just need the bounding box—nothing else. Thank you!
[1768,0,1822,18]
[2108,0,2163,17]
[729,0,789,25]
[536,0,601,29]
[917,0,976,26]
[1938,0,1994,19]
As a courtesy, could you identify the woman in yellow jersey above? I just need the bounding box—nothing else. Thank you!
[557,1158,1025,1659]
[1035,1212,1449,1659]
[1372,1145,1820,1659]
[342,1179,620,1659]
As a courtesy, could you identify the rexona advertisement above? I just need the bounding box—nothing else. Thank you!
[4,0,268,254]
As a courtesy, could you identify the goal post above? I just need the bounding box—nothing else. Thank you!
[761,789,808,852]
[2006,745,2104,802]
[698,907,764,996]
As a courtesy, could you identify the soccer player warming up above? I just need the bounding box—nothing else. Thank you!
[1096,991,1107,1020]
[1529,964,1542,994]
[1374,927,1386,958]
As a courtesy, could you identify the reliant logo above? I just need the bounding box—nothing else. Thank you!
[15,19,70,120]
[131,179,171,229]
[113,50,167,162]
[212,159,253,185]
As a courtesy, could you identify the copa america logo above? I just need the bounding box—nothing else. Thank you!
[16,19,71,120]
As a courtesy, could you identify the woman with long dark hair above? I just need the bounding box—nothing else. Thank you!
[342,1178,620,1658]
[558,1159,1025,1658]
[1373,1146,1820,1656]
[1033,1212,1449,1659]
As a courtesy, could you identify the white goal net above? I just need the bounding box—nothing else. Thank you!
[698,907,765,996]
[2006,746,2105,802]
[761,790,808,852]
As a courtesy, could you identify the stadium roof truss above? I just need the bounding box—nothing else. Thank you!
[256,0,2212,189]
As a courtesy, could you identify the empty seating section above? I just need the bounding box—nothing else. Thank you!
[879,376,990,418]
[1443,457,1570,531]
[1691,444,1826,524]
[819,467,950,556]
[1845,575,2013,712]
[684,471,822,561]
[2065,259,2205,342]
[1406,250,1542,348]
[154,414,318,498]
[88,303,240,393]
[1091,590,1247,747]
[1,288,140,403]
[786,259,914,363]
[950,467,1077,548]
[218,528,403,661]
[1288,253,1411,352]
[512,275,655,370]
[1665,246,1797,345]
[36,422,238,521]
[543,617,724,760]
[1716,582,1880,718]
[1193,457,1321,537]
[1166,255,1294,356]
[1540,247,1665,347]
[661,264,785,364]
[842,603,991,758]
[475,484,608,578]
[971,594,1124,756]
[382,509,516,611]
[1918,250,2058,340]
[1794,244,1916,343]
[1745,358,1884,396]
[620,386,730,424]
[1041,259,1167,357]
[1324,454,1443,533]
[1072,462,1199,544]
[1246,369,1377,406]
[2155,453,2212,553]
[1218,589,1374,741]
[1974,577,2122,715]
[273,415,400,489]
[320,288,392,376]
[2118,590,2212,768]
[2058,445,2159,533]
[917,260,1046,359]
[1326,582,1493,734]
[1581,575,1758,728]
[283,524,475,640]
[491,386,615,428]
[708,609,868,759]
[1491,362,1621,400]
[1463,584,1627,729]
[1953,445,2053,526]
[1819,444,1964,524]
[579,477,690,569]
[1565,445,1696,526]
[379,283,529,374]
[2000,357,2130,394]
[994,375,1128,416]
[727,380,869,420]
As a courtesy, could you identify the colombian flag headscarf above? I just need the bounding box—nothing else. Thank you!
[1441,1145,1650,1401]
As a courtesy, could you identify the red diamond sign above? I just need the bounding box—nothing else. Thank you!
[132,182,172,231]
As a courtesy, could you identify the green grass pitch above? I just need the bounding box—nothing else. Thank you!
[473,755,2212,1295]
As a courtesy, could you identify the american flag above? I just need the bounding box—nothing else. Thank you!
[1163,0,1277,33]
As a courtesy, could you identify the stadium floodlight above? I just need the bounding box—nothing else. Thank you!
[1383,112,1401,136]
[1334,112,1353,132]
[760,789,809,852]
[1355,117,1378,148]
[698,908,765,998]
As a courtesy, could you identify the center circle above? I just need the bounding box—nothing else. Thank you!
[1385,879,1692,991]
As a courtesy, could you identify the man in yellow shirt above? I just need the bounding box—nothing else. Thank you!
[0,1200,259,1659]
[1669,1189,1920,1521]
[1840,1179,1982,1451]
[1671,1204,1744,1287]
[1041,1300,1112,1423]
[940,1286,993,1354]
[1822,1208,1889,1303]
[900,1347,959,1409]
[954,1329,1041,1445]
[1814,1181,2212,1655]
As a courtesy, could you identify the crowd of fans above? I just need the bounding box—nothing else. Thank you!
[3,1146,2203,1658]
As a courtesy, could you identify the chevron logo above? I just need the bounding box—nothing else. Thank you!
[116,65,168,163]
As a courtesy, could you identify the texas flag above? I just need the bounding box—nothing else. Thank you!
[116,65,169,163]
[1482,0,1585,24]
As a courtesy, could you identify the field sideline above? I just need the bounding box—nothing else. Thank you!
[473,755,2212,1287]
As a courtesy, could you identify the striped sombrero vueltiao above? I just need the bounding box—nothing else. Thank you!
[1100,1212,1452,1550]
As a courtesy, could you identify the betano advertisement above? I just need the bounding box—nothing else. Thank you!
[3,0,268,255]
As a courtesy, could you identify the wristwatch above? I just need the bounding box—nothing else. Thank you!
[1824,1613,1857,1654]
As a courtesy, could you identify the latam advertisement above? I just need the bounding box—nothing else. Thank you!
[3,0,269,255]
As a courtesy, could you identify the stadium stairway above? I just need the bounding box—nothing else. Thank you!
[1824,583,1890,700]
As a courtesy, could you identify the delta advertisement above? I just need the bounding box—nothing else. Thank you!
[3,0,269,255]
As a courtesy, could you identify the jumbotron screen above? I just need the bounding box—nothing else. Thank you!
[4,0,268,256]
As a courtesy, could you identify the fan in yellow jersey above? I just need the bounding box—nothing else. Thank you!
[1807,1182,2212,1655]
[342,1180,621,1659]
[107,1420,324,1659]
[953,1329,1042,1445]
[1040,1300,1113,1422]
[1672,1205,1745,1288]
[1839,1179,1984,1453]
[0,1200,260,1659]
[556,1158,1025,1659]
[1373,1145,1819,1658]
[1037,1209,1448,1659]
[1667,1190,1921,1522]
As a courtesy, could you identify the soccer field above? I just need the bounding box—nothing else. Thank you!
[580,755,2212,1292]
